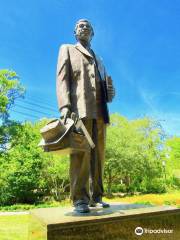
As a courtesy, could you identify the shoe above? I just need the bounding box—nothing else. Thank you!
[89,201,110,208]
[74,203,90,213]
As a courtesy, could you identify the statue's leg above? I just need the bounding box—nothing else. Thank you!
[90,118,106,203]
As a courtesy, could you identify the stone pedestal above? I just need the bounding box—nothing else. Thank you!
[29,203,180,240]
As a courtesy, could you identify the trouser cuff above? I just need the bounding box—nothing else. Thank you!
[92,196,102,203]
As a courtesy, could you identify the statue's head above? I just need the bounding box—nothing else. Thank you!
[74,19,94,43]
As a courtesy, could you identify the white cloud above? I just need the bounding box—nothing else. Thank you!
[138,87,180,136]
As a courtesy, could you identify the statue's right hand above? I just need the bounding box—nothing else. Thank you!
[60,106,71,124]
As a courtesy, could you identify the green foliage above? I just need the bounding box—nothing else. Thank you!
[42,154,70,201]
[104,114,165,194]
[0,69,25,120]
[0,200,70,211]
[164,137,180,189]
[165,137,180,171]
[139,178,166,193]
[0,105,178,205]
[0,120,48,205]
[0,118,70,205]
[171,176,180,189]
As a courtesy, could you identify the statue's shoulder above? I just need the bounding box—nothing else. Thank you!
[59,44,75,50]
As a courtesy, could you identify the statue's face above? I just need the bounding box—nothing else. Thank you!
[75,21,93,42]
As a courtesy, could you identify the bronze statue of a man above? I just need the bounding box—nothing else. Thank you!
[56,19,115,213]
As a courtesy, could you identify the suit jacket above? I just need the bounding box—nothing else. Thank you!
[56,42,110,123]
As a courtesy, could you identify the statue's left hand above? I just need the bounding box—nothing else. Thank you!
[105,76,115,102]
[60,106,71,124]
[107,85,115,102]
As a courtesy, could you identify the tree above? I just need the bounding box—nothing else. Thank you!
[165,137,180,188]
[0,69,25,121]
[0,120,48,205]
[166,137,180,170]
[0,69,25,151]
[43,154,69,201]
[104,114,166,194]
[0,119,70,205]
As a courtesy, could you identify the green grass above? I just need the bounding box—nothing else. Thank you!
[0,215,29,240]
[104,190,180,207]
[0,199,71,212]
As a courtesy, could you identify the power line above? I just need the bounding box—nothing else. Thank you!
[11,109,40,119]
[15,104,55,117]
[20,97,57,109]
[26,93,57,103]
[17,99,58,113]
[11,109,58,120]
[27,96,57,106]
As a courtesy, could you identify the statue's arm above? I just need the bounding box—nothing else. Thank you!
[56,44,71,112]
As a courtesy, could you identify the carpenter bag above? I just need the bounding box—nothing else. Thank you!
[38,118,91,155]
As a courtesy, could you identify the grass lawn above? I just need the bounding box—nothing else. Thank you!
[0,215,29,240]
[0,191,179,240]
[104,191,180,206]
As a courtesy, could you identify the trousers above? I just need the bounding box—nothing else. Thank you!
[70,118,106,205]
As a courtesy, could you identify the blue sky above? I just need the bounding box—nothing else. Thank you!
[0,0,180,136]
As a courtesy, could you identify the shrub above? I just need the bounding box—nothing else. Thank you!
[139,178,166,193]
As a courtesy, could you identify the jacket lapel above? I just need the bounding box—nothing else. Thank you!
[75,43,93,58]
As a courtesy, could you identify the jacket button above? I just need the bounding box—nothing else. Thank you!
[91,73,95,78]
